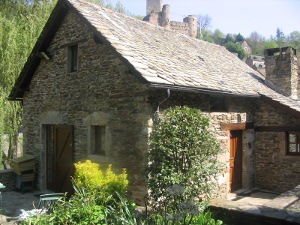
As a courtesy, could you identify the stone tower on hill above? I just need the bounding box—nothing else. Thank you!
[143,0,197,38]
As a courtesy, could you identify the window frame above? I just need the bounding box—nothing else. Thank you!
[90,125,107,156]
[67,44,78,73]
[287,132,300,155]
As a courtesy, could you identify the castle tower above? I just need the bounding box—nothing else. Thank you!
[146,0,162,16]
[183,15,198,38]
[161,4,170,29]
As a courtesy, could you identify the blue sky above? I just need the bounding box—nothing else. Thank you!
[109,0,300,39]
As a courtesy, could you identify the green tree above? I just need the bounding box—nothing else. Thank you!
[86,0,127,15]
[225,33,234,44]
[288,31,300,50]
[213,29,225,45]
[197,14,212,39]
[235,33,245,42]
[246,31,265,55]
[114,1,126,14]
[263,40,279,50]
[146,106,223,211]
[86,0,105,5]
[276,27,286,47]
[202,30,215,43]
[225,41,246,59]
[0,0,56,167]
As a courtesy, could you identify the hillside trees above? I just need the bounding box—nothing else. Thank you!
[0,0,56,167]
[197,14,212,39]
[86,0,127,15]
[225,41,246,59]
[246,31,265,55]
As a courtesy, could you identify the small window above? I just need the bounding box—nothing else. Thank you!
[210,96,228,112]
[68,44,78,72]
[90,126,106,156]
[287,132,300,155]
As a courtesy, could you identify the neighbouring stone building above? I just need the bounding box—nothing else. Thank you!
[143,0,197,38]
[238,40,252,57]
[9,0,300,204]
[246,55,266,76]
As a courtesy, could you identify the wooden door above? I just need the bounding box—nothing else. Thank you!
[46,125,74,194]
[229,130,242,192]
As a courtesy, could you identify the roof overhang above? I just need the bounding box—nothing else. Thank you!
[147,83,260,98]
[260,95,300,119]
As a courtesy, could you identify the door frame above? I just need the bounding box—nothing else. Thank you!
[44,124,74,193]
[229,130,243,192]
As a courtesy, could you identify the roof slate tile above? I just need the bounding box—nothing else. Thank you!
[11,0,300,115]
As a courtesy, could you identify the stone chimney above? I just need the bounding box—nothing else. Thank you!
[146,0,162,16]
[264,47,299,99]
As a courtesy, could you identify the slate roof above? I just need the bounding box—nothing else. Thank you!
[9,0,300,116]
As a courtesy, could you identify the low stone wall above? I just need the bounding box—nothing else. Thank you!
[0,170,16,191]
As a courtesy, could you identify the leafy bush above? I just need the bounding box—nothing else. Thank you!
[225,41,246,59]
[73,160,103,189]
[192,211,224,225]
[146,106,223,212]
[20,185,108,225]
[107,192,139,224]
[20,185,224,225]
[48,185,107,225]
[73,160,128,198]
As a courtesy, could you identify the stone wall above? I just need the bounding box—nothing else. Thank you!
[170,21,192,37]
[23,17,257,201]
[21,9,298,204]
[254,99,300,192]
[22,11,152,203]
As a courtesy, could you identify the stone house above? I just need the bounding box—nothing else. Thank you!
[9,0,300,203]
[238,40,252,57]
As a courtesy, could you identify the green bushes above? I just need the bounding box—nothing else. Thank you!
[147,106,223,212]
[21,160,130,225]
[73,160,128,198]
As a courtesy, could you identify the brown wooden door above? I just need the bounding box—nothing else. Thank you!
[46,125,74,194]
[229,130,242,192]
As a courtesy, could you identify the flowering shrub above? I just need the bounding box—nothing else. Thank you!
[73,160,103,189]
[73,160,128,196]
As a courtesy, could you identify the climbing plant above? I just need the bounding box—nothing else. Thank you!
[146,106,224,211]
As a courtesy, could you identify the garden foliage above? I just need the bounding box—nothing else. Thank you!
[21,155,223,224]
[73,160,128,198]
[146,106,223,211]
